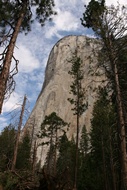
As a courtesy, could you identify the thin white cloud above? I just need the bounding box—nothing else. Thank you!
[54,10,79,31]
[2,92,22,113]
[45,26,63,39]
[80,0,127,6]
[106,0,127,6]
[14,44,40,73]
[55,0,78,10]
[45,9,79,39]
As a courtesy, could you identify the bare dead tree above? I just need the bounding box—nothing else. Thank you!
[11,95,27,171]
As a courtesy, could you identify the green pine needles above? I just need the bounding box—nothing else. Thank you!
[68,53,87,190]
[68,54,87,116]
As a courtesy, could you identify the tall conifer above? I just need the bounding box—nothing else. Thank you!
[81,1,127,187]
[0,0,56,113]
[68,53,87,190]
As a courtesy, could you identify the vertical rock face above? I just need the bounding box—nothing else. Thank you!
[25,35,103,164]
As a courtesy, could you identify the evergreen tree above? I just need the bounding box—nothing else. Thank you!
[56,134,76,190]
[77,88,119,190]
[90,88,119,190]
[16,132,31,170]
[0,127,36,189]
[0,125,15,171]
[0,0,56,114]
[68,53,87,190]
[78,152,98,190]
[44,144,56,175]
[38,112,68,175]
[80,125,89,157]
[78,125,89,190]
[81,1,127,188]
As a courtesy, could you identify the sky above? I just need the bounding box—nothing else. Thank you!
[0,0,127,131]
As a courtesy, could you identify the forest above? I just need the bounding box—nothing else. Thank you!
[0,0,127,190]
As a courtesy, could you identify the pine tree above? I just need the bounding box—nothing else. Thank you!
[78,125,89,190]
[0,125,15,171]
[38,112,68,175]
[0,0,56,114]
[77,88,119,190]
[56,134,76,189]
[80,125,89,157]
[16,132,31,170]
[90,88,119,190]
[68,53,87,190]
[81,1,127,188]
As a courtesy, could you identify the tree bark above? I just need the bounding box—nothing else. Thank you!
[114,63,127,189]
[11,95,27,171]
[105,36,127,189]
[101,135,108,190]
[73,113,79,190]
[0,3,27,114]
[109,130,117,190]
[73,78,80,190]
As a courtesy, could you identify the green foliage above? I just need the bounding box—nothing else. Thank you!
[39,112,68,175]
[0,126,35,189]
[80,125,89,156]
[35,0,56,26]
[78,152,102,190]
[0,171,18,190]
[81,0,105,34]
[57,134,75,174]
[39,112,68,144]
[41,112,68,130]
[117,46,127,113]
[81,3,127,187]
[0,0,56,112]
[76,88,120,190]
[89,88,119,189]
[81,1,127,74]
[78,127,91,190]
[68,53,87,189]
[0,125,15,171]
[0,0,56,34]
[56,134,76,187]
[16,132,31,170]
[44,143,56,175]
[68,54,87,116]
[0,170,38,190]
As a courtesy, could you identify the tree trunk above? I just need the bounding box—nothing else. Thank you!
[114,63,127,189]
[73,70,81,190]
[109,131,117,190]
[101,135,108,190]
[73,104,80,190]
[11,95,27,171]
[0,3,27,114]
[105,36,127,189]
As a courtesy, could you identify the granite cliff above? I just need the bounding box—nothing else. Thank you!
[25,35,104,164]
